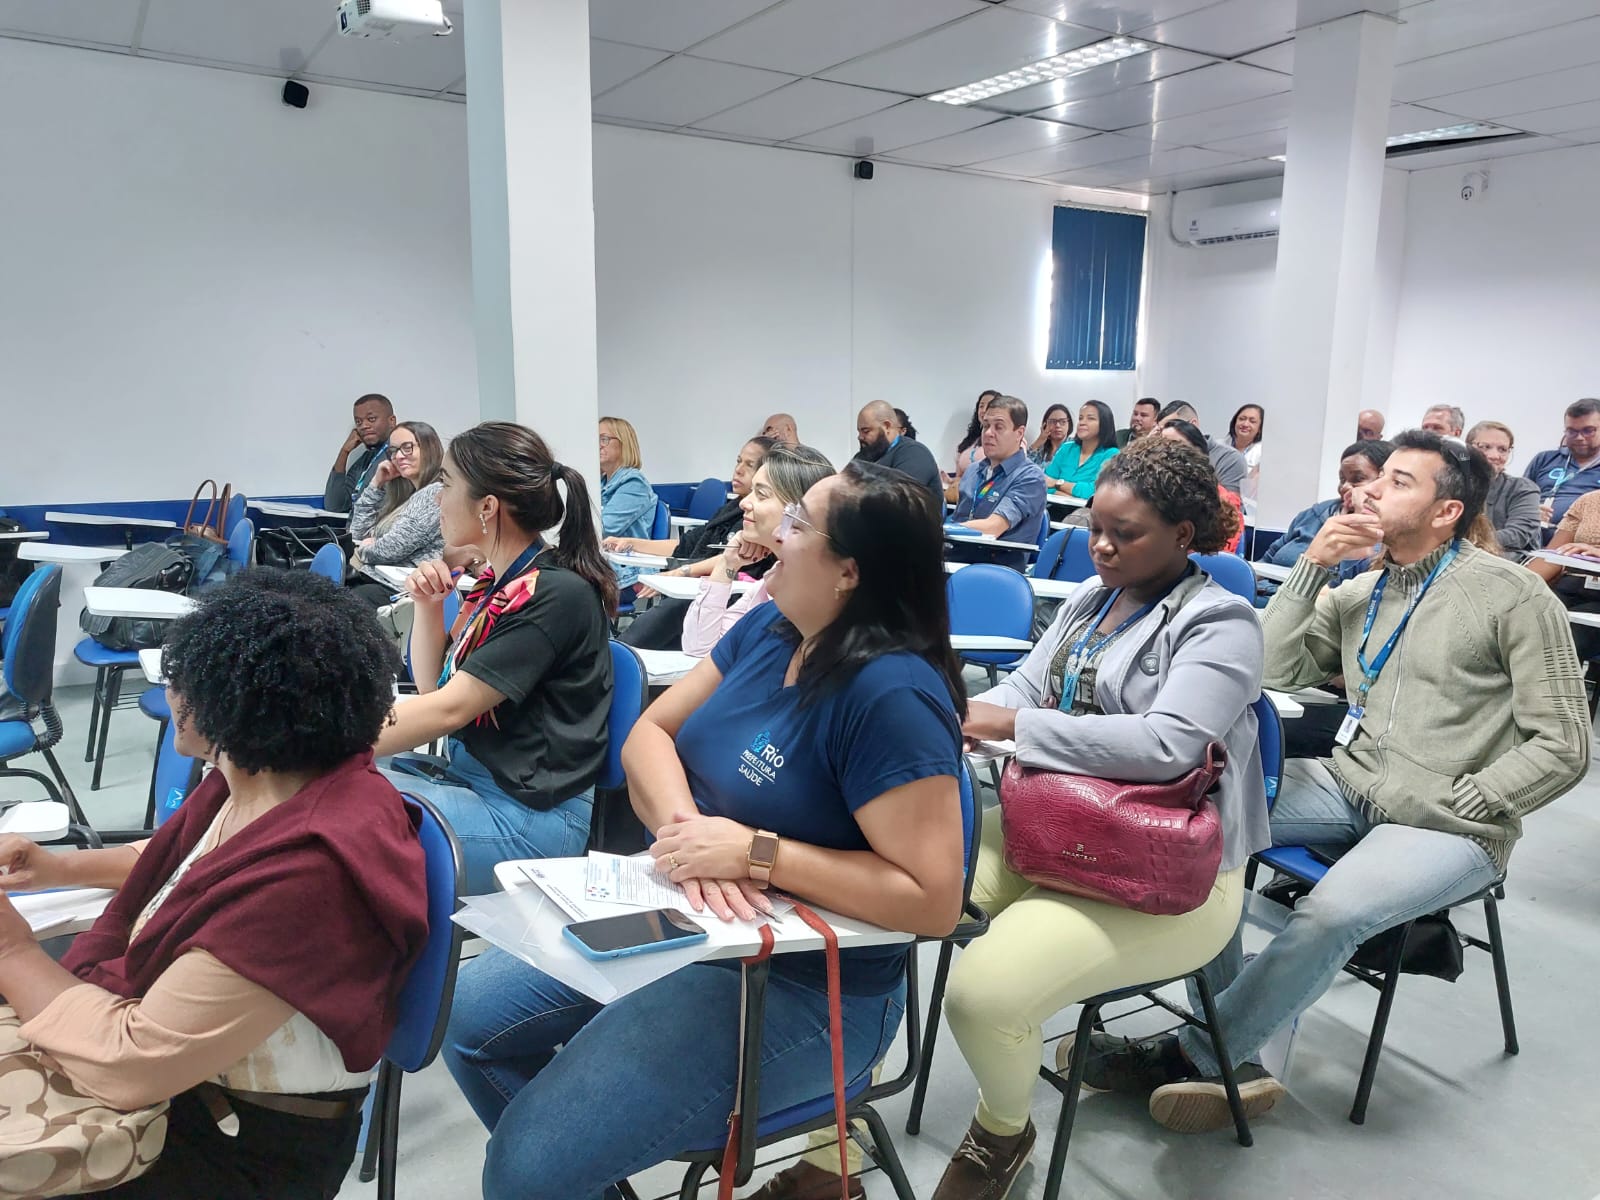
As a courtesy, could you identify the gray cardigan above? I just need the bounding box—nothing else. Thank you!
[350,479,445,567]
[1485,471,1542,556]
[976,567,1270,871]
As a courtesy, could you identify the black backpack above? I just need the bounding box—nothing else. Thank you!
[0,518,29,606]
[77,543,194,652]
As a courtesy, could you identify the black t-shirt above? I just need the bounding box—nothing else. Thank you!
[453,565,611,810]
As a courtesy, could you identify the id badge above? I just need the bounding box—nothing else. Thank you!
[1334,705,1364,747]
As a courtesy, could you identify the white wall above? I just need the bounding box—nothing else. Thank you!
[0,38,479,507]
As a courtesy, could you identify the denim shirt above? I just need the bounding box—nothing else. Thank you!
[952,449,1048,570]
[601,467,656,589]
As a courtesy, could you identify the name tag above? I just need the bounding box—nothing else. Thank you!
[1585,574,1600,590]
[1334,705,1364,747]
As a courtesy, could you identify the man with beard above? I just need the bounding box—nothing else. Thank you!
[852,400,943,517]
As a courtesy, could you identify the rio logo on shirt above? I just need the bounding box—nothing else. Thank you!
[739,729,785,787]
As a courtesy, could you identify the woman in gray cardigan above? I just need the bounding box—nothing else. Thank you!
[349,420,446,604]
[927,438,1271,1200]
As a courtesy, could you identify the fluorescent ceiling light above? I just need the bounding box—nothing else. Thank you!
[1386,122,1496,147]
[928,36,1152,105]
[1267,154,1286,162]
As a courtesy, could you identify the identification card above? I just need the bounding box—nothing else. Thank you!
[1334,705,1364,747]
[1584,574,1600,590]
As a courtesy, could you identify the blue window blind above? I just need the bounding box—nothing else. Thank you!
[1046,206,1147,371]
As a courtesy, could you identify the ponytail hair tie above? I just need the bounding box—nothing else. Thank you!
[549,461,565,478]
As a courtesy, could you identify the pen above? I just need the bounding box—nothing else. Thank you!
[390,567,463,603]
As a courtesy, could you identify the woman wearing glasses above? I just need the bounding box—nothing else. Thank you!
[680,442,834,657]
[442,462,968,1200]
[1028,404,1074,468]
[598,416,656,593]
[347,420,446,603]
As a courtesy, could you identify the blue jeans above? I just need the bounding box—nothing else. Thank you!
[1179,758,1499,1074]
[382,742,592,896]
[444,949,907,1200]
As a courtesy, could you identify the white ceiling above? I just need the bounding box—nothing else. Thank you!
[4,0,1600,194]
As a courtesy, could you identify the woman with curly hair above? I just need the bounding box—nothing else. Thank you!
[0,569,429,1198]
[925,437,1271,1199]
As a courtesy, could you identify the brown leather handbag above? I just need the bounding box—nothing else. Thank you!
[999,743,1226,916]
[182,479,233,545]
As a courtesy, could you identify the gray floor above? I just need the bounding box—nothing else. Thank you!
[11,681,1600,1199]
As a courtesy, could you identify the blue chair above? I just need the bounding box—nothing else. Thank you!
[309,542,345,584]
[650,499,671,541]
[1026,506,1052,567]
[1244,695,1516,1125]
[687,477,728,521]
[947,563,1035,686]
[1192,551,1256,604]
[589,641,650,854]
[0,567,91,832]
[1035,526,1095,583]
[223,492,247,539]
[150,714,202,829]
[226,517,255,572]
[75,634,142,792]
[402,590,463,692]
[624,763,986,1200]
[357,793,466,1200]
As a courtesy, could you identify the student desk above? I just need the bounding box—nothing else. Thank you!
[1046,494,1089,510]
[248,501,348,521]
[0,530,47,542]
[944,530,1040,554]
[82,588,195,621]
[634,574,755,602]
[46,511,177,550]
[1251,562,1294,584]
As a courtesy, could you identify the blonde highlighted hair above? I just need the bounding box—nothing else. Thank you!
[599,416,642,471]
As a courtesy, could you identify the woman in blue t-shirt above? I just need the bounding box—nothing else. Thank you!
[442,462,968,1200]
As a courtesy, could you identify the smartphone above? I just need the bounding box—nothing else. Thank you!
[562,909,709,961]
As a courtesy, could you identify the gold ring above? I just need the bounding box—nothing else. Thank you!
[669,853,681,869]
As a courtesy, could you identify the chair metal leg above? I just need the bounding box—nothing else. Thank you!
[359,1063,388,1182]
[85,667,104,761]
[1482,894,1519,1055]
[39,749,89,828]
[377,1064,404,1200]
[90,667,122,791]
[1192,971,1253,1148]
[1351,920,1412,1125]
[143,721,166,830]
[858,1104,917,1200]
[1042,1002,1103,1200]
[677,1160,711,1200]
[985,665,998,688]
[906,941,956,1135]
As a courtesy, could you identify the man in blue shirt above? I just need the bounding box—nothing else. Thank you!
[1524,397,1600,524]
[950,396,1047,571]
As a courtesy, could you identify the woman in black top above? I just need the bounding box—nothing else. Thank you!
[375,422,616,895]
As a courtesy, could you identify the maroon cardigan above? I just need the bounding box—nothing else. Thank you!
[63,752,430,1073]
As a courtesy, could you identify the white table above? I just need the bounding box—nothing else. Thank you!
[951,634,1034,653]
[83,587,195,620]
[608,550,671,571]
[46,511,177,549]
[1263,689,1305,719]
[1028,577,1084,601]
[1531,550,1600,576]
[0,530,47,542]
[668,516,708,531]
[19,543,127,564]
[139,648,165,685]
[944,530,1040,553]
[1569,611,1600,629]
[11,886,115,939]
[1047,493,1089,509]
[248,501,348,521]
[635,648,700,686]
[1251,562,1294,583]
[635,573,754,602]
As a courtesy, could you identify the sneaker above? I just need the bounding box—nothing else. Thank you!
[1148,1063,1287,1133]
[930,1118,1037,1200]
[744,1161,865,1200]
[1054,1032,1188,1096]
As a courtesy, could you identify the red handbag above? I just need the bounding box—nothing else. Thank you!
[999,743,1226,916]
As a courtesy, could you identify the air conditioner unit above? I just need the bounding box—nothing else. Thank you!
[1174,197,1281,246]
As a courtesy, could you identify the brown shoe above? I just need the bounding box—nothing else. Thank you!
[930,1118,1036,1200]
[743,1160,865,1200]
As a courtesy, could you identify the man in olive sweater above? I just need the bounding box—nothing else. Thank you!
[1085,430,1590,1131]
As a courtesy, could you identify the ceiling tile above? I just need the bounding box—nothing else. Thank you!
[1499,98,1600,136]
[1055,144,1242,185]
[1140,91,1292,146]
[0,0,142,48]
[1393,0,1600,65]
[1394,14,1600,103]
[1091,160,1282,193]
[587,0,784,53]
[1386,102,1474,134]
[1034,61,1289,132]
[1130,0,1298,58]
[591,55,795,126]
[1238,39,1292,74]
[975,129,1165,174]
[306,24,464,91]
[1422,62,1600,123]
[138,0,330,74]
[590,39,670,96]
[789,98,998,154]
[882,115,1094,165]
[819,6,1107,96]
[1384,132,1568,169]
[1556,125,1600,147]
[1003,0,1218,35]
[692,0,985,76]
[971,46,1217,115]
[693,78,901,140]
[1199,127,1288,157]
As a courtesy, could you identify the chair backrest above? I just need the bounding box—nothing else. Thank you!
[600,640,648,790]
[2,566,60,705]
[947,563,1034,665]
[1192,551,1255,603]
[1056,526,1096,582]
[687,477,728,521]
[223,493,247,538]
[404,589,464,687]
[387,793,466,1072]
[227,517,255,569]
[1033,529,1068,581]
[309,542,346,584]
[153,719,204,827]
[650,499,671,540]
[1251,693,1283,810]
[958,759,978,907]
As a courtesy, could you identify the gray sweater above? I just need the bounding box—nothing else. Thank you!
[350,479,445,568]
[1485,471,1542,556]
[976,567,1270,871]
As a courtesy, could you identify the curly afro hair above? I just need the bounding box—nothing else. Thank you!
[1096,436,1240,554]
[160,568,401,774]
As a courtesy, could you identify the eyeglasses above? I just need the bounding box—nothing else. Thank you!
[779,502,833,544]
[390,441,418,458]
[598,435,620,447]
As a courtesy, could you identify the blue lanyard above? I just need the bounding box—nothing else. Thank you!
[1059,588,1156,710]
[355,445,390,492]
[437,541,545,688]
[1354,540,1457,705]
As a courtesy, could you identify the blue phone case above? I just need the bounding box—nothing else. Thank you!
[562,920,709,961]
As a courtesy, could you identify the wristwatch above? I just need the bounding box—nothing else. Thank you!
[747,830,780,888]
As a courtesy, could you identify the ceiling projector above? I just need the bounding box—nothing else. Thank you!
[336,0,453,38]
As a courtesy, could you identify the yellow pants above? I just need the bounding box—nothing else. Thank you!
[945,815,1245,1136]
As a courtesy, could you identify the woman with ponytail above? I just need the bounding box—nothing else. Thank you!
[376,421,616,894]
